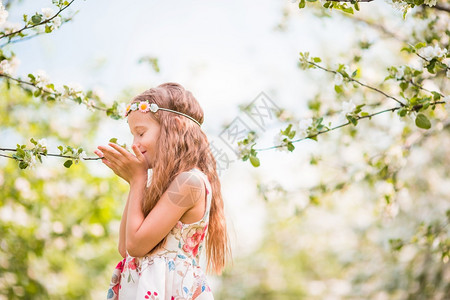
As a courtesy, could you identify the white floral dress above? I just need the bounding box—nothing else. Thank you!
[107,168,214,300]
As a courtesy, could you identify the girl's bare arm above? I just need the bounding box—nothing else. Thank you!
[118,192,131,258]
[125,171,204,257]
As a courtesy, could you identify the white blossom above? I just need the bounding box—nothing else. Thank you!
[66,82,84,97]
[391,0,408,12]
[0,59,11,75]
[0,1,8,26]
[395,65,405,80]
[334,72,344,86]
[343,64,351,76]
[34,69,50,89]
[52,221,64,234]
[418,44,448,61]
[38,138,47,149]
[338,99,356,123]
[342,99,356,115]
[408,62,422,72]
[444,96,450,113]
[41,7,54,19]
[2,21,21,35]
[447,69,450,78]
[79,150,87,160]
[27,155,37,169]
[297,118,313,136]
[118,102,126,117]
[52,16,61,28]
[86,100,96,111]
[423,0,437,7]
[0,56,20,75]
[273,132,290,153]
[8,56,20,75]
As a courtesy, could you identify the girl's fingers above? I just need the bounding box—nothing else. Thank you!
[108,142,131,157]
[98,145,122,164]
[131,144,145,161]
[94,149,104,157]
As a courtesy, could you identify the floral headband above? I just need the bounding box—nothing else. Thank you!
[124,101,201,127]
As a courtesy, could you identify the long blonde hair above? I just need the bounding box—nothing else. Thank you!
[131,82,231,274]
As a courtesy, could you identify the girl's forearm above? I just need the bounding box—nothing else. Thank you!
[118,192,131,258]
[125,177,147,255]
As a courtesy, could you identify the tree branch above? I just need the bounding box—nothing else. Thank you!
[306,60,407,106]
[433,4,450,13]
[0,147,102,161]
[254,100,446,152]
[0,73,108,112]
[0,0,76,40]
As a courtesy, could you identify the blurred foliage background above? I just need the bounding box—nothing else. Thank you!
[1,0,449,299]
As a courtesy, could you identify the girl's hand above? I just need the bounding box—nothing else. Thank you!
[94,143,148,185]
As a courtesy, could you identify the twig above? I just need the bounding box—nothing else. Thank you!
[0,147,103,161]
[254,100,446,152]
[0,0,76,40]
[307,60,407,106]
[0,73,108,112]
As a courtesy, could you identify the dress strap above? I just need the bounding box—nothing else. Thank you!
[191,168,212,217]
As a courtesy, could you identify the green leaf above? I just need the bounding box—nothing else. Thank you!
[64,160,73,168]
[31,14,42,24]
[397,108,408,117]
[287,142,295,152]
[400,81,409,91]
[249,156,260,167]
[16,148,25,157]
[414,42,426,50]
[400,46,413,53]
[334,85,343,93]
[415,113,431,129]
[309,195,320,205]
[389,238,404,251]
[431,91,441,101]
[109,138,118,143]
[288,130,296,139]
[19,161,28,169]
[28,73,36,82]
[342,6,354,14]
[299,0,306,8]
[312,57,321,63]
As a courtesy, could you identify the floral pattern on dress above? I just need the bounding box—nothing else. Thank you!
[106,168,214,300]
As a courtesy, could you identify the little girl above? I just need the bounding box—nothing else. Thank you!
[94,83,231,300]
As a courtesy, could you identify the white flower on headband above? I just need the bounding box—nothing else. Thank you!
[150,103,158,112]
